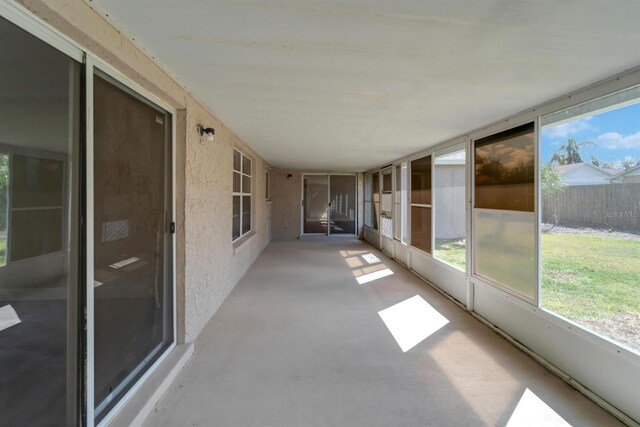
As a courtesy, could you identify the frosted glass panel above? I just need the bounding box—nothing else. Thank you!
[381,193,392,212]
[474,209,536,300]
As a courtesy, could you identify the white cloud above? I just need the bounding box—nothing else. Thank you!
[595,131,640,150]
[543,117,594,138]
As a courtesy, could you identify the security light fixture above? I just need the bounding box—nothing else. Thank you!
[197,124,215,142]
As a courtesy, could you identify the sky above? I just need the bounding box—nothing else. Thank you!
[540,102,640,168]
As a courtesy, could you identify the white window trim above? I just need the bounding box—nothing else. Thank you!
[233,148,252,242]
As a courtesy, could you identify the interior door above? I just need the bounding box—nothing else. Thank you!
[328,175,356,235]
[302,174,328,234]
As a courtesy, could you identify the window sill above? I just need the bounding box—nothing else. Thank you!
[233,230,256,254]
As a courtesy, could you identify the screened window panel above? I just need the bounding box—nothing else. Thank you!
[393,203,401,240]
[233,172,241,192]
[372,201,379,230]
[434,145,466,271]
[232,196,241,239]
[0,153,7,267]
[242,175,251,193]
[372,173,379,200]
[411,206,431,253]
[411,155,432,205]
[475,123,535,212]
[233,150,241,172]
[383,172,392,192]
[242,156,252,176]
[242,196,251,234]
[474,209,536,300]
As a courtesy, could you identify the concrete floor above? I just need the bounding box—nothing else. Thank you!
[144,239,622,427]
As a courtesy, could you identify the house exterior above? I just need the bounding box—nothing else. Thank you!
[609,164,640,184]
[556,163,616,185]
[2,1,640,426]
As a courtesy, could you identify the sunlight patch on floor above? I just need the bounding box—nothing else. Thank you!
[361,253,381,264]
[357,268,394,285]
[506,389,571,427]
[344,256,364,268]
[378,295,449,352]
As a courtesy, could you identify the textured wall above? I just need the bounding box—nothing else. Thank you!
[271,169,302,240]
[18,0,271,342]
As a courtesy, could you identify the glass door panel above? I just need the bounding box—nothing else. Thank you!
[93,73,173,422]
[0,16,81,426]
[303,174,328,234]
[329,175,356,235]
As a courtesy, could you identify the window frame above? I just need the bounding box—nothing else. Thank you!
[470,120,539,305]
[410,154,433,254]
[233,148,253,241]
[432,142,468,273]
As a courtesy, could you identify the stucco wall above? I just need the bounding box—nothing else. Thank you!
[271,169,302,240]
[17,0,271,342]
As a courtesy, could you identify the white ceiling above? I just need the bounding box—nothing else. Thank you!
[94,0,640,171]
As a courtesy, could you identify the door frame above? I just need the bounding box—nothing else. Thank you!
[300,173,358,237]
[87,55,177,427]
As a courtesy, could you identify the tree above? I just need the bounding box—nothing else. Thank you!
[541,163,566,231]
[550,139,594,165]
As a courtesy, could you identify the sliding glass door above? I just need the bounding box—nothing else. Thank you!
[302,174,356,235]
[303,174,329,234]
[0,16,81,426]
[329,175,356,235]
[92,72,174,422]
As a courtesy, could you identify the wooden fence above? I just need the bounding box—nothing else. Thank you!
[542,184,640,229]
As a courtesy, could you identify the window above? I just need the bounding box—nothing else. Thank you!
[265,170,270,200]
[434,144,466,271]
[473,123,536,300]
[540,86,640,354]
[364,173,373,228]
[372,172,380,230]
[0,153,8,266]
[411,155,432,253]
[393,163,408,243]
[233,149,252,240]
[475,123,535,212]
[380,169,393,238]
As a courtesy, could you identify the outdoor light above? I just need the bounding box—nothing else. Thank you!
[197,124,215,142]
[287,174,293,180]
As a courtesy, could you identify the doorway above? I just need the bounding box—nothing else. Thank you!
[302,174,357,235]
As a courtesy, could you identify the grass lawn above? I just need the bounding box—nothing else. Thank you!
[433,233,640,320]
[0,238,5,265]
[541,233,640,320]
[434,239,466,271]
